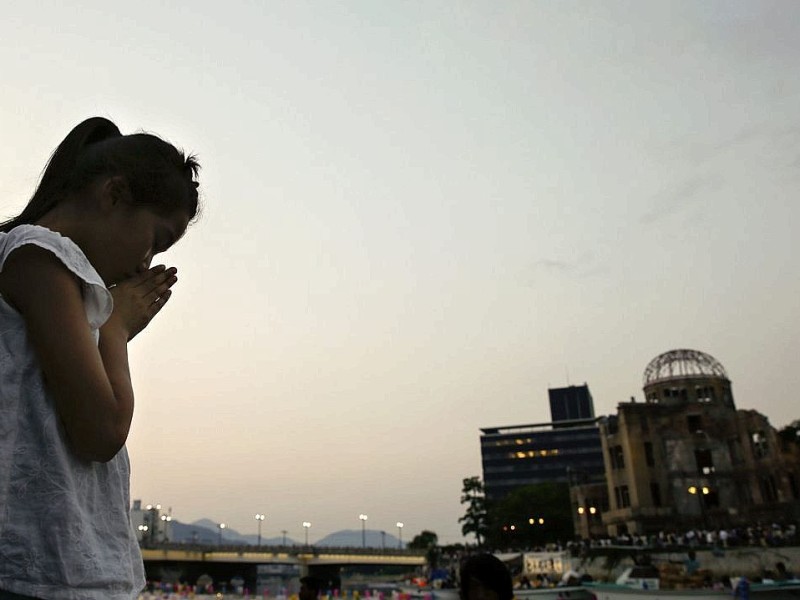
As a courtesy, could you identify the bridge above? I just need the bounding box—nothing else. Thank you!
[141,544,426,592]
[142,545,425,566]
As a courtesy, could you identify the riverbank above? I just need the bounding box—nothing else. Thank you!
[576,545,800,581]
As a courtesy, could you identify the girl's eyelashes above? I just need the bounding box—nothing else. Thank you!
[155,233,173,254]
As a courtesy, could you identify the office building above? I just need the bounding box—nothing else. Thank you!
[480,385,605,501]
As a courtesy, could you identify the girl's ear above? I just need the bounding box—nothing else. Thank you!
[100,176,133,209]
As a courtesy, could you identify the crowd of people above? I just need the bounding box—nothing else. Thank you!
[564,522,799,555]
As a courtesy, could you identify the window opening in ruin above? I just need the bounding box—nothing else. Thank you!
[728,438,742,462]
[788,474,799,500]
[609,445,625,469]
[614,485,631,509]
[760,475,778,503]
[645,442,655,467]
[663,388,687,399]
[695,448,714,475]
[695,385,716,403]
[687,414,703,433]
[704,489,720,508]
[650,482,662,507]
[751,431,769,459]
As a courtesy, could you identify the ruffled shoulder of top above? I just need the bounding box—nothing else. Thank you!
[0,225,113,329]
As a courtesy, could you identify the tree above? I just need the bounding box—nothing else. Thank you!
[408,530,438,550]
[458,476,489,546]
[486,482,574,549]
[408,530,440,569]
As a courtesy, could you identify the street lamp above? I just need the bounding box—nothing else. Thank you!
[359,514,368,548]
[255,514,265,547]
[688,485,710,530]
[160,514,172,543]
[302,521,311,546]
[396,522,404,548]
[218,523,226,546]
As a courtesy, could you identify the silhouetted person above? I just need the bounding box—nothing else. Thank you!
[459,554,513,600]
[300,576,322,600]
[775,562,794,581]
[684,550,700,575]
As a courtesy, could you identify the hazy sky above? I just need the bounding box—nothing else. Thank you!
[2,1,799,545]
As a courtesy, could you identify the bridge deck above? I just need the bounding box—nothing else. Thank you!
[141,547,425,566]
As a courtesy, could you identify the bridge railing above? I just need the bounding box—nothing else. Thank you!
[139,541,426,557]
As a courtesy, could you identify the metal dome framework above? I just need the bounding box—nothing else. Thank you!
[643,349,729,387]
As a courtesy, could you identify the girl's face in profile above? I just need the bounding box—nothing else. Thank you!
[93,204,190,286]
[466,578,499,600]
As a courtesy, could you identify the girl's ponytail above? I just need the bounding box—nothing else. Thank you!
[0,117,122,232]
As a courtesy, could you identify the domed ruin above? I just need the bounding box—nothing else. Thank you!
[642,349,734,409]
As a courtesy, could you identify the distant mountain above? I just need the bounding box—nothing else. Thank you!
[167,520,402,549]
[170,519,296,546]
[316,529,404,549]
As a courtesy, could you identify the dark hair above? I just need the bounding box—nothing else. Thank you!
[1,116,200,232]
[300,576,321,595]
[459,554,513,600]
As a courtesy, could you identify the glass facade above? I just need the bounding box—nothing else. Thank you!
[480,421,605,500]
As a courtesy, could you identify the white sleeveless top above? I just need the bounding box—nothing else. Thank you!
[0,225,145,599]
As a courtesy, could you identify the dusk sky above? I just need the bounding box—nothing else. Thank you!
[1,1,799,544]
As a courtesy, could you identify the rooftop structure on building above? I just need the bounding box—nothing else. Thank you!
[549,384,595,427]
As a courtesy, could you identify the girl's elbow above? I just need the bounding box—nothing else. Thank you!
[68,429,127,463]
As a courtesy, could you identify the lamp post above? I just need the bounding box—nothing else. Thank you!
[359,514,368,548]
[145,504,161,545]
[218,523,226,546]
[688,485,710,530]
[160,514,172,543]
[302,521,311,547]
[255,514,265,547]
[396,522,404,548]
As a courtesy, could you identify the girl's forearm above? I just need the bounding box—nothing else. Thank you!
[95,321,136,460]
